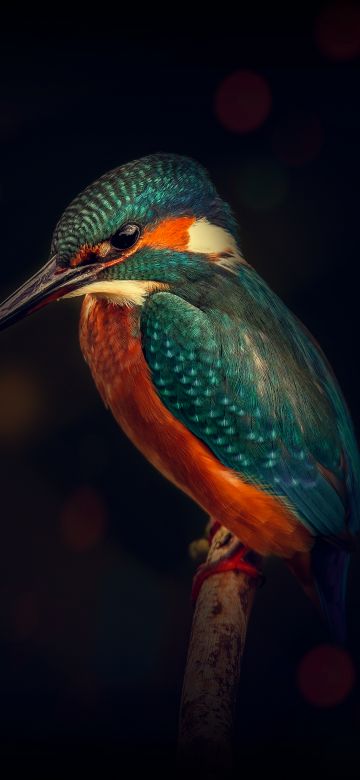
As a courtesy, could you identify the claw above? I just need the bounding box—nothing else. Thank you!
[191,543,263,604]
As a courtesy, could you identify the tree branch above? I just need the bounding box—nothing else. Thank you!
[177,524,261,776]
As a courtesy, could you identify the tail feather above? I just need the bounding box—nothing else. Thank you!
[311,540,350,645]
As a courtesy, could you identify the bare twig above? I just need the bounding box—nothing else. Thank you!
[177,525,261,776]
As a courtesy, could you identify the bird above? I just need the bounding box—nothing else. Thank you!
[0,153,358,642]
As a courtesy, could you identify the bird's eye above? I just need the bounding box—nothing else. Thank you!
[110,223,141,251]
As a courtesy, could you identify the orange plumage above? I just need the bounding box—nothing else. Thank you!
[80,295,312,559]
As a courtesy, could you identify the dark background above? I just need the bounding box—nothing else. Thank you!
[0,6,359,777]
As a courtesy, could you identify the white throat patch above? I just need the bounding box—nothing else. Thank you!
[64,280,164,307]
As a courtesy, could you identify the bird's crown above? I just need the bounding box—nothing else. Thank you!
[51,153,236,264]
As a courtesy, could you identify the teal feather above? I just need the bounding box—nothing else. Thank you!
[52,149,358,544]
[1,149,358,640]
[51,154,237,262]
[140,262,359,542]
[49,152,359,639]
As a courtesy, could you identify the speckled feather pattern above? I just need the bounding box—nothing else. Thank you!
[80,296,311,558]
[51,155,359,542]
[51,154,237,263]
[140,262,360,542]
[57,152,359,639]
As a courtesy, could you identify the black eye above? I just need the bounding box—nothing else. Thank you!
[110,223,141,251]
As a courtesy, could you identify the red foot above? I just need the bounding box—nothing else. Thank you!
[191,543,262,604]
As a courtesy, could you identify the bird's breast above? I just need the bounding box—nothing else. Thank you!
[79,294,311,558]
[79,293,210,484]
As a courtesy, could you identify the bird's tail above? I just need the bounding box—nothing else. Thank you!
[311,539,350,645]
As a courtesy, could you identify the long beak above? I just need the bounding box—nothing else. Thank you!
[0,255,101,331]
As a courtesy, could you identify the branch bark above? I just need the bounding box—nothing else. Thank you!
[177,525,261,776]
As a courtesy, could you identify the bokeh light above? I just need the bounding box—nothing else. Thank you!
[214,70,272,133]
[315,3,360,61]
[0,365,44,440]
[297,644,356,707]
[238,158,288,210]
[60,486,107,552]
[272,112,323,166]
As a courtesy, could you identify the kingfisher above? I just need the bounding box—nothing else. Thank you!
[0,154,358,642]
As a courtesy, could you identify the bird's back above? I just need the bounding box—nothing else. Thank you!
[232,264,360,537]
[142,261,360,543]
[141,261,359,642]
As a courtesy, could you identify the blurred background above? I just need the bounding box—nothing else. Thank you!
[0,5,359,777]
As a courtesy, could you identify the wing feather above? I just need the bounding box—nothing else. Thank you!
[141,279,357,541]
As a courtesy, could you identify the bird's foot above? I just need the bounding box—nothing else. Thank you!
[191,522,263,604]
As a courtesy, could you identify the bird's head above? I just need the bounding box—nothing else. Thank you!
[0,153,242,328]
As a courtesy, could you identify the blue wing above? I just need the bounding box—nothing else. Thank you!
[141,266,359,542]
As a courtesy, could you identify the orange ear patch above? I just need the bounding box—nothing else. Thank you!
[140,216,195,251]
[70,217,195,269]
